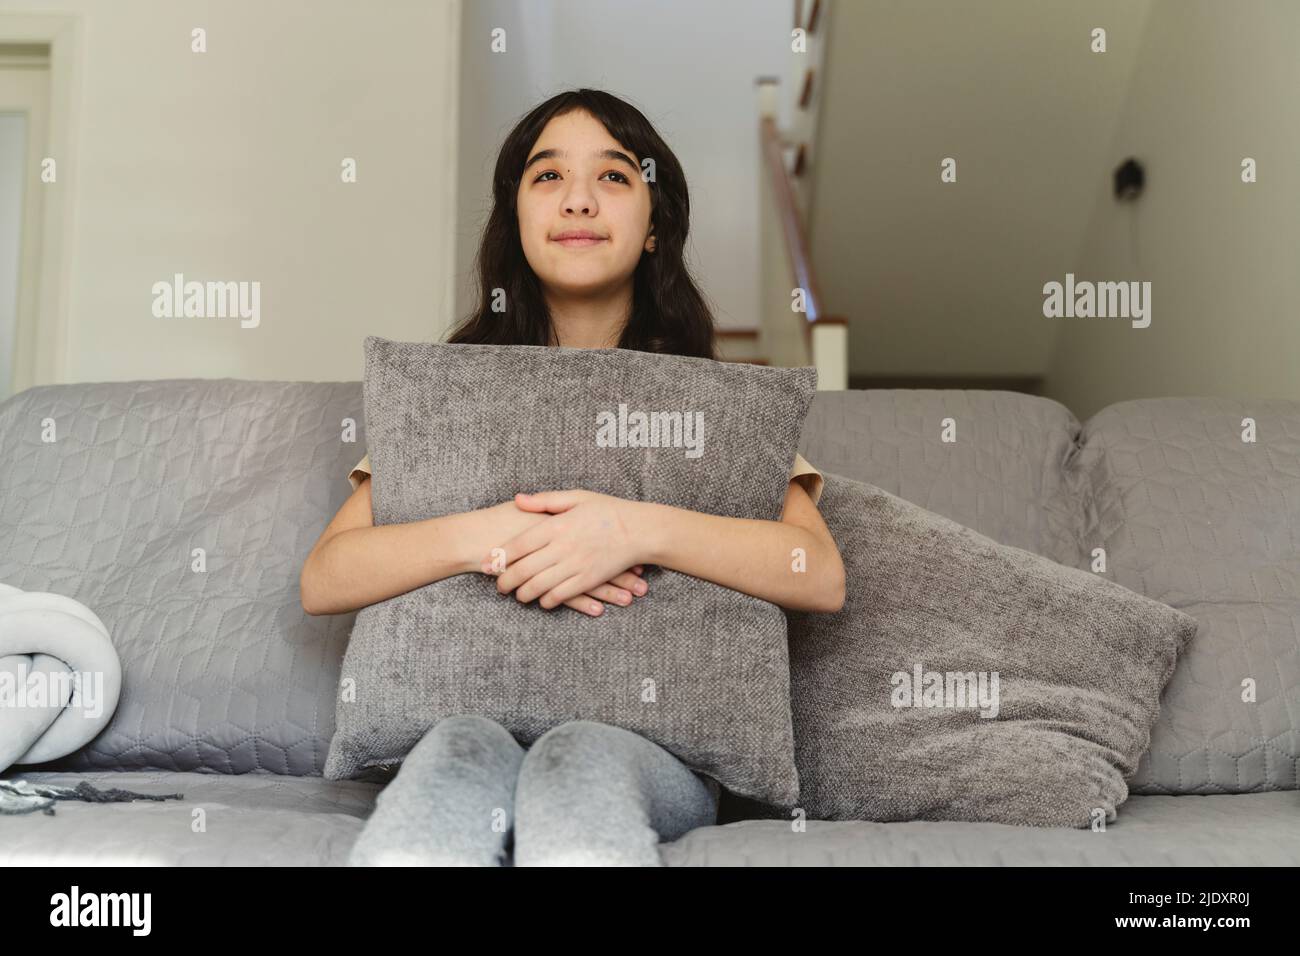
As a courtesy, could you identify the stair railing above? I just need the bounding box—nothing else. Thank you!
[754,11,848,391]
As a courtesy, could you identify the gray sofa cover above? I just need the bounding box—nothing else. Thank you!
[1,381,1296,865]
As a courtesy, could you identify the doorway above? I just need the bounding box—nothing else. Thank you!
[0,42,50,402]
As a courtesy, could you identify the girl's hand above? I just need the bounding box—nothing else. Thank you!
[481,490,646,610]
[477,500,646,617]
[568,565,648,617]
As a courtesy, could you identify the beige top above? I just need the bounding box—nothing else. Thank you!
[347,451,824,507]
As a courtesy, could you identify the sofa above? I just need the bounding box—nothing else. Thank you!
[0,380,1296,865]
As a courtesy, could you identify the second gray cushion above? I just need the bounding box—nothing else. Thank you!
[730,472,1199,828]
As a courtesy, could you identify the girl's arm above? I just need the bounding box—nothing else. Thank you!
[299,477,647,617]
[637,479,845,612]
[488,479,846,614]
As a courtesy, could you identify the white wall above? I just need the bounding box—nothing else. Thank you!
[454,0,792,335]
[0,0,462,386]
[808,0,1153,380]
[1045,0,1300,421]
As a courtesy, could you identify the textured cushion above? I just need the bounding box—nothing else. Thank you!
[323,337,818,804]
[1073,398,1300,793]
[731,472,1199,828]
[0,380,363,776]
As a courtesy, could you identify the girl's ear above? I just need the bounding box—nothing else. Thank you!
[645,232,656,253]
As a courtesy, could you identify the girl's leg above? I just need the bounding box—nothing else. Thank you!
[512,720,721,867]
[347,714,525,866]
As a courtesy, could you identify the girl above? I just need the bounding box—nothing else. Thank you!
[300,89,845,866]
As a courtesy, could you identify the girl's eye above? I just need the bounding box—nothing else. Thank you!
[532,170,630,184]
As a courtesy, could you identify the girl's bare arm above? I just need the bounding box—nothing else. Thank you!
[299,477,645,617]
[634,479,845,612]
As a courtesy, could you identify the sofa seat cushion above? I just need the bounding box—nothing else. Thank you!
[0,770,381,866]
[663,792,1300,866]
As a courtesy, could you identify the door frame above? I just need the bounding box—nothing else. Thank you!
[1,14,81,392]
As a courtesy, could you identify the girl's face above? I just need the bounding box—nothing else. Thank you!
[516,110,654,299]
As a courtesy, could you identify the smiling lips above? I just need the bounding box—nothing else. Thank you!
[551,230,608,248]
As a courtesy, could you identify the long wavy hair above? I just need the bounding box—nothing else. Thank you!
[445,89,717,360]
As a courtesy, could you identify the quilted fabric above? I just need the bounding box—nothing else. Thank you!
[665,791,1300,866]
[0,769,380,865]
[1073,398,1300,793]
[793,389,1088,565]
[754,472,1197,828]
[0,380,365,775]
[324,339,819,805]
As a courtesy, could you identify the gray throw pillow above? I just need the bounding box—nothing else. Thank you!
[727,472,1199,828]
[323,337,818,805]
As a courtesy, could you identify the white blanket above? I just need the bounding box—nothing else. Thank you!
[0,583,122,771]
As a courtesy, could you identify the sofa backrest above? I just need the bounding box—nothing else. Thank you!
[0,379,367,775]
[1,381,1295,792]
[1071,397,1300,793]
[797,390,1086,565]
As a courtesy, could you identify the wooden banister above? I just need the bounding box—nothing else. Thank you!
[799,68,815,108]
[759,114,831,330]
[757,63,849,389]
[794,0,823,33]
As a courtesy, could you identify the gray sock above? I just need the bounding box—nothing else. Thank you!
[512,720,719,867]
[347,715,524,866]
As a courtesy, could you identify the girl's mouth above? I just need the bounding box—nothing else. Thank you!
[552,237,608,248]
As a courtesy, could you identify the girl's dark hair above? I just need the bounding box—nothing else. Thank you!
[445,89,717,360]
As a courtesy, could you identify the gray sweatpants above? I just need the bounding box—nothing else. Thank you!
[346,715,722,866]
